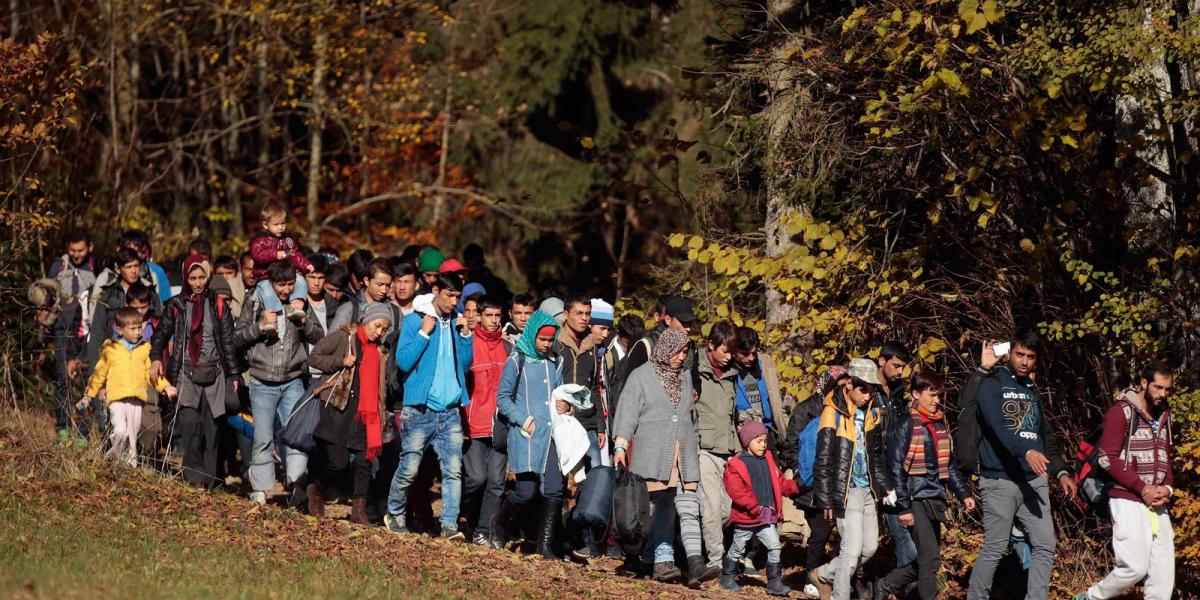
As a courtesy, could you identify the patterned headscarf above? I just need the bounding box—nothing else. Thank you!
[816,365,849,396]
[652,327,690,407]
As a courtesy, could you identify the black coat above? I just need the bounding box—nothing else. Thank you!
[887,413,970,512]
[813,389,889,510]
[150,292,240,384]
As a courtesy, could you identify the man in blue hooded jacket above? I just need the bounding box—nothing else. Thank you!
[384,273,473,540]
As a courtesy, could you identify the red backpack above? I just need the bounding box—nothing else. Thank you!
[1073,401,1138,518]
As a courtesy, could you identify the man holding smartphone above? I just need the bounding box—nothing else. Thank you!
[967,330,1075,600]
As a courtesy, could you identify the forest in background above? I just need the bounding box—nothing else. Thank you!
[4,0,1200,592]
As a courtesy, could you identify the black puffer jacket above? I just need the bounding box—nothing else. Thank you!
[888,412,970,512]
[150,292,240,384]
[783,391,828,509]
[813,388,888,509]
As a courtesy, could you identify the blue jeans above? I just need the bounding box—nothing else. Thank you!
[247,377,305,492]
[728,525,783,564]
[885,511,919,567]
[255,276,308,314]
[644,489,678,564]
[386,406,463,529]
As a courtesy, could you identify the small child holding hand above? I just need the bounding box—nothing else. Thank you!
[722,420,803,596]
[80,307,176,466]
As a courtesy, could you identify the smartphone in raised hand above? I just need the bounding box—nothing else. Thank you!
[992,342,1011,357]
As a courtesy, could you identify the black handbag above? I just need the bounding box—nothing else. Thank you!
[185,362,220,386]
[280,390,322,451]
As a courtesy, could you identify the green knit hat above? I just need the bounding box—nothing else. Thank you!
[418,247,445,273]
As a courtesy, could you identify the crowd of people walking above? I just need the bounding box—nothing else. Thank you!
[35,202,1178,599]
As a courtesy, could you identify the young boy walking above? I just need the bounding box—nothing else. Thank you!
[721,419,802,596]
[874,372,976,600]
[810,358,892,600]
[82,307,175,466]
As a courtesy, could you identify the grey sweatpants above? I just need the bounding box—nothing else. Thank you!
[818,486,879,600]
[967,477,1056,600]
[698,450,732,566]
[1085,497,1174,600]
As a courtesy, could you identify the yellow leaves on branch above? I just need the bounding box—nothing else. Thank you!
[957,0,1004,35]
[663,208,943,396]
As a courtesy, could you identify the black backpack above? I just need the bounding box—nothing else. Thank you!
[953,368,990,475]
[605,331,659,419]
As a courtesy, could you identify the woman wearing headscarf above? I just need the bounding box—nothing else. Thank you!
[305,302,393,524]
[150,255,240,489]
[490,310,569,557]
[612,327,715,586]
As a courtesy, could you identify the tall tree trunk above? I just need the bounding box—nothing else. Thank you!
[255,9,272,205]
[9,0,18,40]
[306,25,328,246]
[222,15,244,239]
[105,0,139,218]
[761,21,808,356]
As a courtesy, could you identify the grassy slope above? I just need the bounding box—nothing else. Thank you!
[0,410,1128,600]
[0,414,736,600]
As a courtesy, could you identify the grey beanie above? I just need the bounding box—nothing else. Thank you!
[538,297,565,321]
[359,302,395,328]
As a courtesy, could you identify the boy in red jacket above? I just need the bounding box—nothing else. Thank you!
[249,202,314,330]
[722,420,803,596]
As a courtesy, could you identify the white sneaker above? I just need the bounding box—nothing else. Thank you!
[249,491,267,506]
[803,583,820,597]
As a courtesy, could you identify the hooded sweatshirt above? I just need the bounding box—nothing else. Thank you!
[978,364,1054,481]
[464,325,510,438]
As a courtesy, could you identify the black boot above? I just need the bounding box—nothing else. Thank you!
[766,562,792,596]
[719,557,742,592]
[652,561,682,582]
[490,497,521,550]
[686,554,720,588]
[537,498,564,560]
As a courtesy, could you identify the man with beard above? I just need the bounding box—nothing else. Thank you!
[48,230,97,444]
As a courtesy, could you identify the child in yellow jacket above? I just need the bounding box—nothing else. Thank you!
[81,307,176,465]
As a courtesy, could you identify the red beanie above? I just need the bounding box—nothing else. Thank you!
[739,420,768,449]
